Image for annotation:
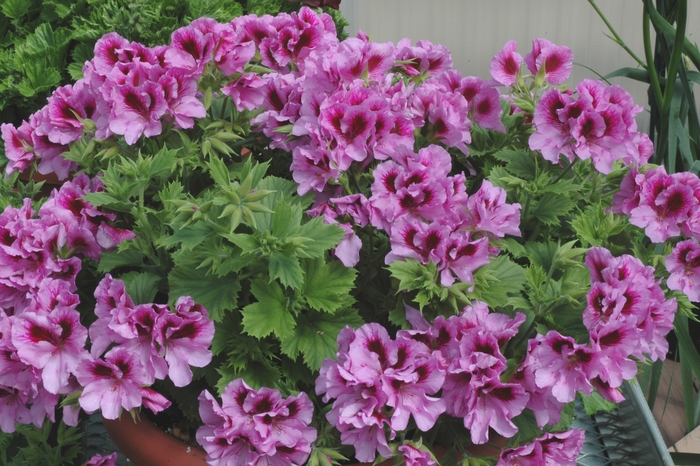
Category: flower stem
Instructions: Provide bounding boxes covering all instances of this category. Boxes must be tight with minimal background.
[660,0,687,119]
[588,0,648,68]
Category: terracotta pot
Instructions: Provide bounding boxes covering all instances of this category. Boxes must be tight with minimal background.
[102,414,207,466]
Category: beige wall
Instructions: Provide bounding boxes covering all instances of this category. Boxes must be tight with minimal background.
[340,0,700,132]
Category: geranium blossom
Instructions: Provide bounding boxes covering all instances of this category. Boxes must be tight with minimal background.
[666,239,700,301]
[490,40,522,86]
[76,347,154,420]
[198,379,316,466]
[524,38,574,84]
[11,307,88,394]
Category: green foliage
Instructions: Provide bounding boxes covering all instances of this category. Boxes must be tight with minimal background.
[0,0,349,150]
[0,421,83,466]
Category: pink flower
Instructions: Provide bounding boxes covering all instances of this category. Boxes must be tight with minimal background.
[86,453,118,466]
[629,172,696,242]
[398,443,436,466]
[154,296,214,387]
[0,387,32,433]
[528,88,574,163]
[525,38,574,84]
[530,331,598,403]
[165,25,216,76]
[92,32,130,76]
[76,347,150,419]
[464,180,522,238]
[159,69,206,129]
[2,122,35,176]
[471,86,506,132]
[11,307,88,394]
[490,40,522,86]
[109,81,167,145]
[666,239,700,302]
[41,80,98,145]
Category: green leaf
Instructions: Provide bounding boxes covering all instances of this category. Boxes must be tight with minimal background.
[186,0,244,23]
[603,67,650,83]
[169,266,240,322]
[271,200,299,238]
[472,255,527,308]
[67,62,84,80]
[148,145,179,180]
[17,63,61,97]
[579,390,618,416]
[525,240,558,270]
[540,178,580,194]
[532,193,575,225]
[280,308,364,371]
[293,217,345,258]
[1,0,30,20]
[225,233,260,253]
[388,258,427,292]
[121,271,161,305]
[206,156,230,186]
[82,192,133,212]
[241,279,296,340]
[268,251,304,290]
[501,150,537,180]
[496,237,527,258]
[302,258,357,313]
[253,176,309,231]
[97,249,145,273]
[159,222,214,250]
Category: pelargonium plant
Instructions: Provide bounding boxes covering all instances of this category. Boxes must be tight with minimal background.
[0,6,692,466]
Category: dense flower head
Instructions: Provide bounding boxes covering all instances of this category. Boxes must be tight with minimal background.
[530,80,650,174]
[317,305,530,457]
[578,248,677,395]
[197,379,316,466]
[529,79,649,174]
[0,176,132,315]
[613,166,700,242]
[316,322,446,462]
[87,276,214,387]
[1,121,36,176]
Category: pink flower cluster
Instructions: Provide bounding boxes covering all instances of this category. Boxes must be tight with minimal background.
[516,247,677,417]
[370,145,520,284]
[1,18,217,177]
[197,379,316,466]
[0,175,137,432]
[316,304,537,462]
[612,166,700,303]
[316,322,446,462]
[0,226,214,432]
[497,429,585,466]
[80,275,214,419]
[613,166,700,242]
[0,174,133,313]
[262,37,503,197]
[311,144,521,277]
[528,79,652,174]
